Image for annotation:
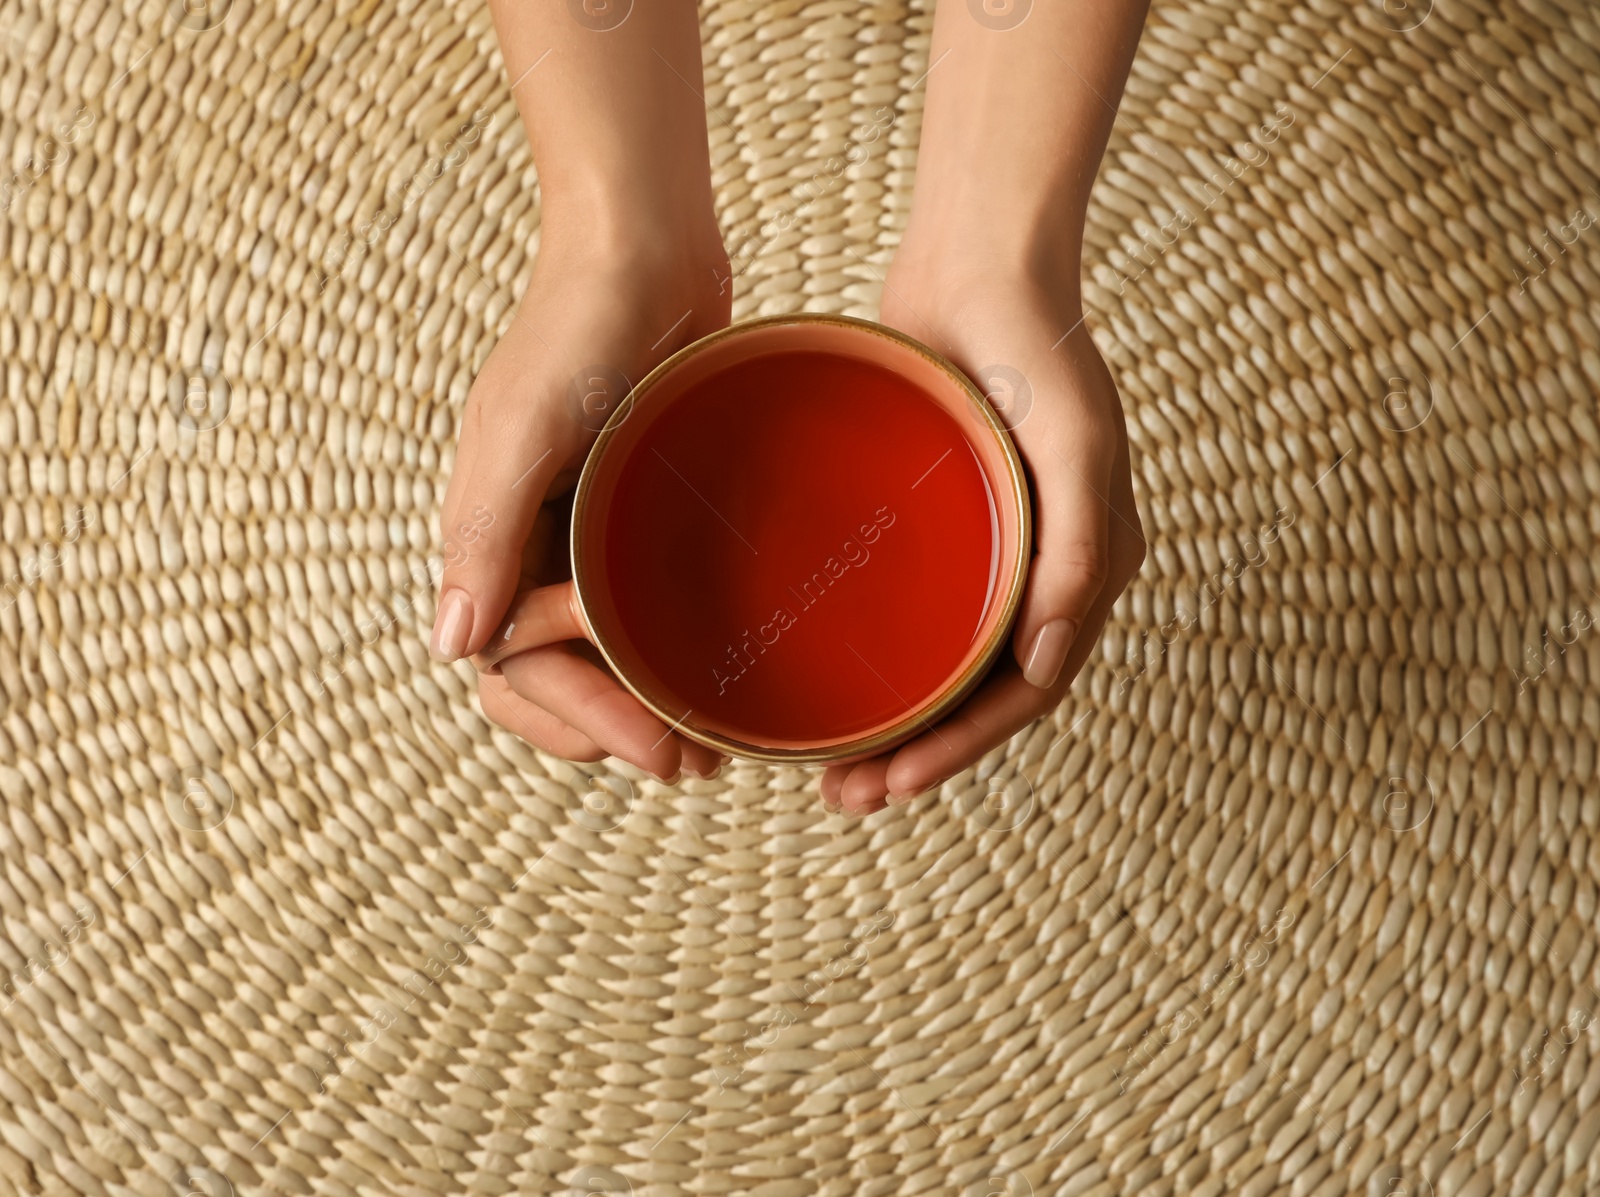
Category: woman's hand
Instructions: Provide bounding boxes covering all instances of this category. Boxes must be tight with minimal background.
[441,0,732,781]
[820,0,1151,814]
[434,236,732,781]
[820,257,1145,816]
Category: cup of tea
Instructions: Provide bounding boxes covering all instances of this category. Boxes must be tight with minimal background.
[488,313,1031,764]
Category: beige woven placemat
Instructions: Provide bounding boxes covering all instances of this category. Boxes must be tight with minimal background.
[3,0,1599,1193]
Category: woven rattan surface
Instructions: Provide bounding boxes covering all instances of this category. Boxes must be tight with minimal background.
[3,0,1600,1194]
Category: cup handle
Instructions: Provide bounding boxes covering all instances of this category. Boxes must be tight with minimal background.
[471,582,592,675]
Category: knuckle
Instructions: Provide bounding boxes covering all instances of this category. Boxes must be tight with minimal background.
[478,681,518,732]
[1122,533,1148,581]
[466,366,516,413]
[1056,539,1111,591]
[1044,406,1120,457]
[579,686,622,728]
[499,648,553,694]
[439,502,502,568]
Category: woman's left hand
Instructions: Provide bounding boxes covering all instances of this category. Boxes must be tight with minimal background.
[822,259,1146,815]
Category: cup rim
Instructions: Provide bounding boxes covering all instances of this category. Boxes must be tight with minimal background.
[569,312,1033,765]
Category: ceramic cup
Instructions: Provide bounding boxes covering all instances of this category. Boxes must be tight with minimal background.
[479,313,1031,764]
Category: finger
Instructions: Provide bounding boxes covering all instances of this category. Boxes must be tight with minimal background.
[679,739,728,780]
[840,758,893,816]
[1011,412,1118,690]
[885,557,1125,800]
[476,673,605,761]
[1109,434,1147,580]
[883,663,1050,801]
[888,446,1144,796]
[432,385,578,663]
[480,594,725,777]
[819,767,845,812]
[473,583,586,674]
[500,645,684,782]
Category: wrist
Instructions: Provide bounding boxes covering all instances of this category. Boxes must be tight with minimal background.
[536,184,730,301]
[542,170,724,252]
[890,211,1084,327]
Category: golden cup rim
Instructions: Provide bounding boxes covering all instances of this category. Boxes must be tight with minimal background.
[569,312,1034,766]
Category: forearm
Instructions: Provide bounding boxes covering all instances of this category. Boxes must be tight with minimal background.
[898,1,1149,298]
[489,0,724,261]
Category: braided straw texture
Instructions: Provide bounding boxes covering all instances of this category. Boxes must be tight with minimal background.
[3,0,1600,1193]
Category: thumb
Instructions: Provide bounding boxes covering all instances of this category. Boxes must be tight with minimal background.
[1012,420,1116,689]
[431,385,583,662]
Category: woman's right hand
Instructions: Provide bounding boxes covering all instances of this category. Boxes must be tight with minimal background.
[433,233,732,782]
[450,0,734,780]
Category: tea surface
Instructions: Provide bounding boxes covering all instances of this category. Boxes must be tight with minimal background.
[605,350,997,744]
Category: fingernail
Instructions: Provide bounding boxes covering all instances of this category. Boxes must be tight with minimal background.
[686,765,722,781]
[888,778,943,806]
[431,589,473,662]
[822,800,841,814]
[718,753,733,766]
[1023,618,1077,689]
[653,771,682,785]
